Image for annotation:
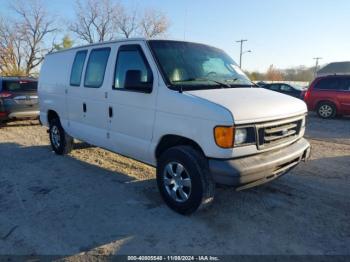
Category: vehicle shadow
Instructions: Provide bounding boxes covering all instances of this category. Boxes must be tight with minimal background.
[0,142,349,255]
[0,120,40,128]
[73,141,96,150]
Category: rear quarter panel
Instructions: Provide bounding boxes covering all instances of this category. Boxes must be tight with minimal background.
[39,51,74,127]
[309,89,341,112]
[308,78,333,110]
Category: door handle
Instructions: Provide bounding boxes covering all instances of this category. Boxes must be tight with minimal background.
[83,103,87,113]
[108,106,113,118]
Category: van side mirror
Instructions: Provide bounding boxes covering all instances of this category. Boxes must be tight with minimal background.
[124,70,152,93]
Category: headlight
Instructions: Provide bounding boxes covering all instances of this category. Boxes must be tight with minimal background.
[235,128,248,145]
[214,126,256,148]
[234,127,256,146]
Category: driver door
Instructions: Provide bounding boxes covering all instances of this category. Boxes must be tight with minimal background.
[106,42,158,164]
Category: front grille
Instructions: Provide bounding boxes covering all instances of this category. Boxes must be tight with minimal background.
[257,118,303,149]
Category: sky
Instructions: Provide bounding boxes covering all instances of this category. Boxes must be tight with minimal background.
[1,0,350,72]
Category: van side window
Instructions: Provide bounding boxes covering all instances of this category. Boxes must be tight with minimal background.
[113,45,153,91]
[70,50,87,86]
[84,48,111,88]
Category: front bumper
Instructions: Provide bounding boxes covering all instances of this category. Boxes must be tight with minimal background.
[209,138,310,189]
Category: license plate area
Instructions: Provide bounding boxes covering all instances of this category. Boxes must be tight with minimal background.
[13,96,38,106]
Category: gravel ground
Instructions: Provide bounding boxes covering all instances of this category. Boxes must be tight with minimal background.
[0,114,349,256]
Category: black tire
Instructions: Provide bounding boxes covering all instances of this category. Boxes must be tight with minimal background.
[49,118,73,155]
[317,102,336,119]
[0,120,6,126]
[156,145,215,215]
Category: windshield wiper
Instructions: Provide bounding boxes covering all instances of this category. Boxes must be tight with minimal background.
[225,78,258,87]
[224,78,239,83]
[172,78,231,89]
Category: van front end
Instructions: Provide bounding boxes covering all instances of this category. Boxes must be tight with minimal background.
[209,114,311,189]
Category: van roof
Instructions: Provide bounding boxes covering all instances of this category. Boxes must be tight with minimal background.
[46,38,217,56]
[47,37,148,56]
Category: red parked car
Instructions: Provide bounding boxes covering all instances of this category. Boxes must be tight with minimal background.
[303,75,350,119]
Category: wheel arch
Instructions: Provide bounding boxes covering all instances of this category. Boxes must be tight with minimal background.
[47,110,60,124]
[316,100,338,111]
[155,134,205,160]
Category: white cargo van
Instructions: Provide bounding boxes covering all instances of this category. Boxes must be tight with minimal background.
[39,39,310,214]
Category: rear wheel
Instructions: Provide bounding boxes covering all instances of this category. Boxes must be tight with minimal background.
[317,102,336,119]
[156,146,215,215]
[49,118,73,155]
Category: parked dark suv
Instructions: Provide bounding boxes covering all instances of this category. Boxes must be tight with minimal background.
[304,75,350,118]
[0,77,39,123]
[261,83,306,99]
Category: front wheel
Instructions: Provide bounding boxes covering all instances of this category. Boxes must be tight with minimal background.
[49,118,73,155]
[156,146,215,215]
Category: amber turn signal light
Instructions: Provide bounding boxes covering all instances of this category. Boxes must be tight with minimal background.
[214,126,235,148]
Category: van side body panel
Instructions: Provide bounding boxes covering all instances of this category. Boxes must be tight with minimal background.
[149,86,234,165]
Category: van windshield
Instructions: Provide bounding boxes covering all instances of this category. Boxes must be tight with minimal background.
[148,40,253,91]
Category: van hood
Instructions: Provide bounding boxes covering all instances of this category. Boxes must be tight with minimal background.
[186,88,307,124]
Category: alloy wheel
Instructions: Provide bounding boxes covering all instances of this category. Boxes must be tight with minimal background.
[51,125,61,149]
[163,162,192,203]
[319,104,333,118]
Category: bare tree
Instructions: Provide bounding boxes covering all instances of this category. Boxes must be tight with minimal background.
[115,7,138,38]
[0,18,24,75]
[70,0,119,43]
[13,0,57,75]
[70,0,170,42]
[0,0,57,76]
[139,9,170,38]
[115,7,170,39]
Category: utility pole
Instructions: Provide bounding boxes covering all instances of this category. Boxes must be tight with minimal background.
[313,57,322,77]
[236,39,248,68]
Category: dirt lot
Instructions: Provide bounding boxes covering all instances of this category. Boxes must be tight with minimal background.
[0,114,349,256]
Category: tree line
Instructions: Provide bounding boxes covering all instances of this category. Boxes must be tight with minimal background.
[0,0,170,76]
[246,65,315,82]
